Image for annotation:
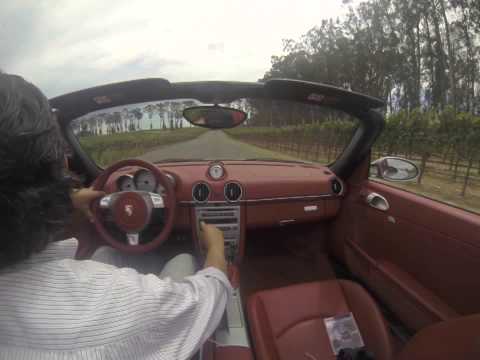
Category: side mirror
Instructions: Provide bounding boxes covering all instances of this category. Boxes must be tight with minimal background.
[370,157,419,182]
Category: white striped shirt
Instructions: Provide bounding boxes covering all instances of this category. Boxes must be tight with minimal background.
[0,239,231,359]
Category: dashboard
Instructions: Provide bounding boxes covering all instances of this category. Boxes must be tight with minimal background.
[104,160,344,262]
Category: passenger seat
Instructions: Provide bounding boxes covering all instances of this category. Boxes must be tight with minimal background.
[247,280,480,360]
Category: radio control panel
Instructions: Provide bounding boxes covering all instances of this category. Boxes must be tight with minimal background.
[195,206,241,261]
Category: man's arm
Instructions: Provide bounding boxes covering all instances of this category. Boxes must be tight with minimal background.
[61,194,230,357]
[61,259,230,359]
[200,221,227,274]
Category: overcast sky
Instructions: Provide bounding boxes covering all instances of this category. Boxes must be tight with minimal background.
[1,1,354,98]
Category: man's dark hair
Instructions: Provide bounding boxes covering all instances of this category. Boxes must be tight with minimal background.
[0,74,73,268]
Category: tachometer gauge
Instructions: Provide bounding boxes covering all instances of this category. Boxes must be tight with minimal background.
[134,169,157,192]
[117,175,135,191]
[208,164,224,180]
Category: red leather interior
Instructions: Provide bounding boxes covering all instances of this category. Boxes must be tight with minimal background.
[105,161,341,203]
[247,280,393,360]
[373,260,458,327]
[345,240,459,331]
[228,264,240,289]
[104,161,342,260]
[396,314,480,360]
[349,180,480,324]
[246,200,339,229]
[331,155,480,331]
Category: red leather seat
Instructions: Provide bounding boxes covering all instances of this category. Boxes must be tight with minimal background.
[247,280,394,360]
[396,314,480,360]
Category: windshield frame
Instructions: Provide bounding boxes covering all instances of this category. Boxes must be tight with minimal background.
[51,78,385,180]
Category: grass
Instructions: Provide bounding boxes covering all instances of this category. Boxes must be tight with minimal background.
[79,128,207,166]
[379,172,480,214]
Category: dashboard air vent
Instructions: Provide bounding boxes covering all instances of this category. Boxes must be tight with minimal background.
[224,182,243,202]
[331,179,343,195]
[192,182,210,202]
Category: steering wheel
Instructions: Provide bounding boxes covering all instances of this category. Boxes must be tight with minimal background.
[91,159,177,253]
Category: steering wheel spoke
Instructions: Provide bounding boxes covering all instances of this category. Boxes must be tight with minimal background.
[148,192,165,209]
[99,193,118,209]
[126,232,140,246]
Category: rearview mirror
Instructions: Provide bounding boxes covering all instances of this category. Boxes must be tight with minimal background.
[370,157,419,182]
[183,105,247,129]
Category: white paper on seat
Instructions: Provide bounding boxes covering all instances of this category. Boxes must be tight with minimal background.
[324,313,365,355]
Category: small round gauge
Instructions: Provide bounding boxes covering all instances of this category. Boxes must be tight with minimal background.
[208,164,224,180]
[117,175,135,191]
[134,169,157,192]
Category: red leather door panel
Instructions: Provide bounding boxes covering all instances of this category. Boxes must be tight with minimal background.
[334,179,480,332]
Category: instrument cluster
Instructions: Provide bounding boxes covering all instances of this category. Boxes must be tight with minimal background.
[116,169,175,196]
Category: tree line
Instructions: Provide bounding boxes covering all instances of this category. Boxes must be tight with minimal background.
[72,100,199,136]
[231,104,480,197]
[230,0,480,199]
[263,0,479,113]
[73,99,253,136]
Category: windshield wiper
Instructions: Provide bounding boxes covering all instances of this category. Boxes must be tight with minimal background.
[243,158,309,164]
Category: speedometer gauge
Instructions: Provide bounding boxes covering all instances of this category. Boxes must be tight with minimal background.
[134,169,157,192]
[208,164,224,180]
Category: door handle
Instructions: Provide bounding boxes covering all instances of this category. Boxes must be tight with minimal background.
[365,192,390,211]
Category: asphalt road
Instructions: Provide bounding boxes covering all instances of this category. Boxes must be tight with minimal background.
[139,130,300,162]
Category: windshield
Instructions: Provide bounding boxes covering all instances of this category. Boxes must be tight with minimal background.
[71,99,357,167]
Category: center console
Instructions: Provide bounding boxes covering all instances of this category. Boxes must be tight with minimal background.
[195,205,241,262]
[200,264,252,360]
[193,205,252,360]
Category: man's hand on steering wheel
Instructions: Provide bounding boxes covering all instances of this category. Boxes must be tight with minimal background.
[71,187,105,222]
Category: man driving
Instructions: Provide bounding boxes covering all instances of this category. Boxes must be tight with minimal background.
[0,73,231,359]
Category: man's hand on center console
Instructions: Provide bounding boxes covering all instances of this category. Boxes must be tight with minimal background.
[200,221,227,275]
